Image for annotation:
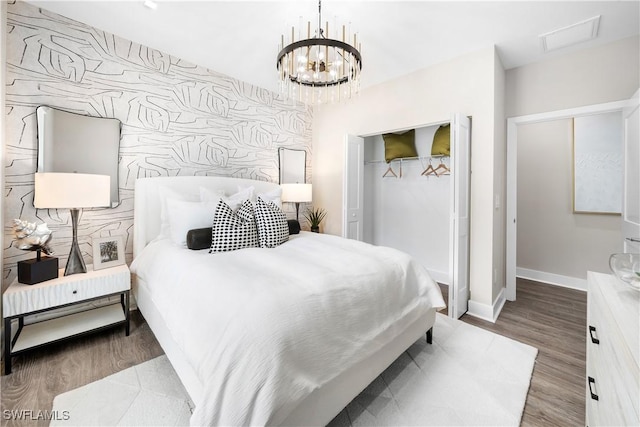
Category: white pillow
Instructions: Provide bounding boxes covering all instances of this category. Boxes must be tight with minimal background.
[199,187,226,204]
[200,186,254,211]
[257,188,283,209]
[238,185,282,209]
[159,186,199,239]
[166,199,215,246]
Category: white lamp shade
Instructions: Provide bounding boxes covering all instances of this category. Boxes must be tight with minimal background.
[34,172,111,209]
[281,183,312,203]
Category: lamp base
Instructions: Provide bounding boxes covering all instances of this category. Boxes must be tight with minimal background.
[64,208,87,276]
[18,256,59,285]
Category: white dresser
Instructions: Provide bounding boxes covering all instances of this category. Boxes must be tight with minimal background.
[586,271,640,426]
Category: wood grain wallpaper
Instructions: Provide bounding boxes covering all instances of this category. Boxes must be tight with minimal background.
[3,1,312,289]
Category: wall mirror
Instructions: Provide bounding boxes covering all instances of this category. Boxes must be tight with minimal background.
[278,147,306,184]
[573,111,623,214]
[36,106,121,207]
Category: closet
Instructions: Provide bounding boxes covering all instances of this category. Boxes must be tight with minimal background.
[344,114,470,318]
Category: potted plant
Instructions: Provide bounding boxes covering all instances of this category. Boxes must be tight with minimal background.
[304,207,327,233]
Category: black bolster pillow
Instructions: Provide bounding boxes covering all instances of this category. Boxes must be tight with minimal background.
[187,220,301,250]
[287,219,300,235]
[186,228,212,250]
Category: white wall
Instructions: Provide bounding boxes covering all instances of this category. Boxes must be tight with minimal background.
[507,36,639,286]
[517,119,622,281]
[313,47,505,310]
[363,125,450,283]
[506,36,640,117]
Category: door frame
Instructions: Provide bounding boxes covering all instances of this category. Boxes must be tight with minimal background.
[506,99,630,301]
[343,114,471,318]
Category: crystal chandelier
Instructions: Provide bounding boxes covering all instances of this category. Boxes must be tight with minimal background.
[276,0,362,104]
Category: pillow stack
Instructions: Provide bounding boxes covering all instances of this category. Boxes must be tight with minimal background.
[159,184,290,253]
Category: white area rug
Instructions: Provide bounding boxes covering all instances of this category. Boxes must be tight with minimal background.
[51,314,537,426]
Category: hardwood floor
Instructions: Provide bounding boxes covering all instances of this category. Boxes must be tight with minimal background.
[1,311,164,427]
[1,279,586,426]
[457,279,587,427]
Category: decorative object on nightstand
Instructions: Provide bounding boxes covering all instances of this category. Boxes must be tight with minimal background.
[304,207,327,233]
[12,219,58,285]
[93,235,126,270]
[281,183,312,221]
[609,253,640,290]
[34,172,110,276]
[2,263,131,375]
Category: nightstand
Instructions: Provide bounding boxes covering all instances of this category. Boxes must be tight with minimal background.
[2,264,130,375]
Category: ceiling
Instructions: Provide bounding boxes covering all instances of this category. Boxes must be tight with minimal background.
[26,1,640,93]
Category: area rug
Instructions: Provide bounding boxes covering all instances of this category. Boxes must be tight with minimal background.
[51,314,537,426]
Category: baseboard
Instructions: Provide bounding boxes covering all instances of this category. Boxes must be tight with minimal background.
[467,287,506,323]
[428,269,449,285]
[516,267,587,291]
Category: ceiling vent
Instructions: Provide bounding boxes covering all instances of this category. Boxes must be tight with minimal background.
[540,15,600,53]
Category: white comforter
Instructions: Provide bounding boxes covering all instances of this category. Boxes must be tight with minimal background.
[131,232,445,426]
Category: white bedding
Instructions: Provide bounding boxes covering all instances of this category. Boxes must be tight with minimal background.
[131,231,445,426]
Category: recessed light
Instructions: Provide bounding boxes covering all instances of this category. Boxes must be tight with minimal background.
[144,0,158,10]
[539,15,600,53]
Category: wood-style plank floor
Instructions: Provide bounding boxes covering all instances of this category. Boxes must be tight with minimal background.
[1,278,586,426]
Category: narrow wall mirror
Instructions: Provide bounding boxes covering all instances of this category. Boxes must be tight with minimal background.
[36,106,121,207]
[573,112,623,214]
[278,147,306,184]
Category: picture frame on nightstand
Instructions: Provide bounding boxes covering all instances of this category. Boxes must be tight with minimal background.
[92,236,125,270]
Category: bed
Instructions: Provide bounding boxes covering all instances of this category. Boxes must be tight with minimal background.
[131,176,446,426]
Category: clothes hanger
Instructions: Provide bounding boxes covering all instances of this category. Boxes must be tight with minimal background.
[383,163,398,178]
[421,158,437,176]
[434,157,450,176]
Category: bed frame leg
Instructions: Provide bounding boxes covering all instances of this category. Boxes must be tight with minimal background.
[426,327,433,344]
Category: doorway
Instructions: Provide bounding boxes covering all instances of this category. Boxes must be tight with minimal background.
[506,95,638,300]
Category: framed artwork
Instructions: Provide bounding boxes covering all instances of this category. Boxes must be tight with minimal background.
[92,236,125,270]
[573,112,623,214]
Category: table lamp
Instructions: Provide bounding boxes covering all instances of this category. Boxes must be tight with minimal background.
[281,183,312,221]
[34,172,111,276]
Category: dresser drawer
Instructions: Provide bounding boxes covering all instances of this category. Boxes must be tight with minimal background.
[586,272,640,426]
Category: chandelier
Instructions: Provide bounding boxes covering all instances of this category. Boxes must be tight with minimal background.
[276,0,362,104]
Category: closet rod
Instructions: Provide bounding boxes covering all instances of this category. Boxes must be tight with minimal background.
[364,155,449,165]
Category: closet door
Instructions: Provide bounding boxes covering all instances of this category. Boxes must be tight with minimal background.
[450,114,471,319]
[343,134,364,240]
[622,89,640,252]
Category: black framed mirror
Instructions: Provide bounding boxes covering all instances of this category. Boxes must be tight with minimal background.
[36,106,121,207]
[278,147,306,184]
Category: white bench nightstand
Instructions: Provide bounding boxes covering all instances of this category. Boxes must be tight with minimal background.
[2,264,131,375]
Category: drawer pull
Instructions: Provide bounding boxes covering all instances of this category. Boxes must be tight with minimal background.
[588,376,599,401]
[72,290,77,295]
[588,326,599,344]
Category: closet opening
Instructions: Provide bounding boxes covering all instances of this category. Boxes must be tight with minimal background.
[343,114,471,318]
[363,124,451,285]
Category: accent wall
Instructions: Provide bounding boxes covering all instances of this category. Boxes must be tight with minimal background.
[2,1,312,290]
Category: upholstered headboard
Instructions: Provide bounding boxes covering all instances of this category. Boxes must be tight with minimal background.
[133,176,280,258]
